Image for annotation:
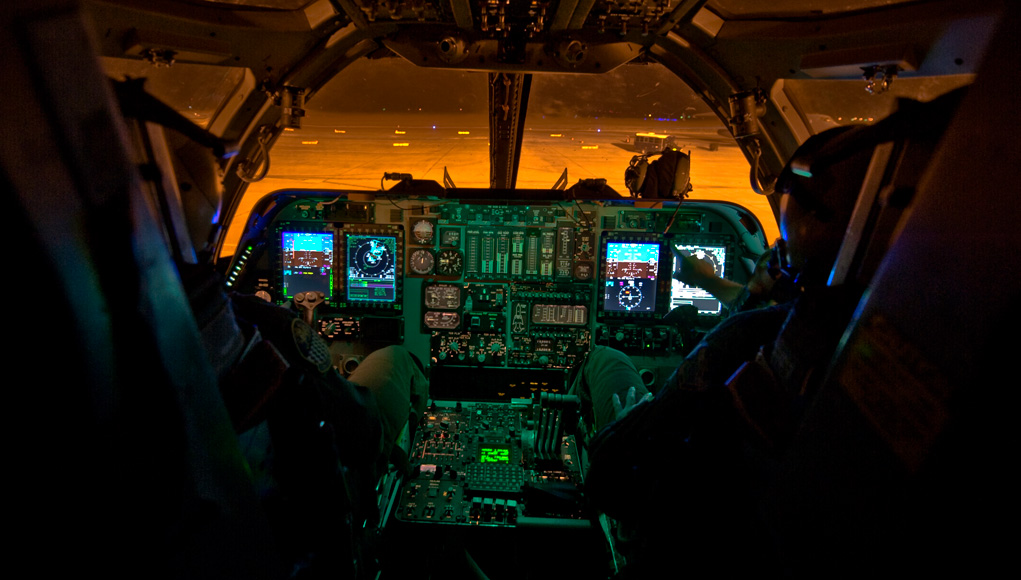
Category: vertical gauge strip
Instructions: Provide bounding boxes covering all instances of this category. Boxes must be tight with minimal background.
[466,230,480,274]
[526,233,539,275]
[511,233,525,276]
[481,235,494,274]
[496,236,510,274]
[555,226,574,279]
[540,231,555,277]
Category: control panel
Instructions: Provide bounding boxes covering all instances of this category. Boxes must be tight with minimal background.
[224,189,765,534]
[396,398,584,527]
[226,191,761,397]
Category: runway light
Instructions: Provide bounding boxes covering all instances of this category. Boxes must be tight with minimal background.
[301,140,319,145]
[550,133,563,137]
[394,129,406,135]
[581,145,599,150]
[393,142,410,147]
[458,130,470,135]
[334,129,346,133]
[283,127,295,132]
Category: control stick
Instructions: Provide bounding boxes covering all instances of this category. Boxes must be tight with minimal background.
[293,291,325,327]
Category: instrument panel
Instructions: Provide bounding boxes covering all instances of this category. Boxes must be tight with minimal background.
[224,189,766,540]
[226,191,765,398]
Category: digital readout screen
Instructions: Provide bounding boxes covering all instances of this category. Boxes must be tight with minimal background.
[602,241,659,313]
[281,231,334,299]
[479,445,510,463]
[671,244,727,315]
[346,234,398,302]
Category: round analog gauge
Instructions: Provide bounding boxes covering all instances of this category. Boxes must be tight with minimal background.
[618,284,643,310]
[411,219,435,245]
[409,249,435,275]
[573,262,593,280]
[436,249,464,277]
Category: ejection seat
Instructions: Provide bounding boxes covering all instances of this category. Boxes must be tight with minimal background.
[1,2,286,578]
[753,4,1019,576]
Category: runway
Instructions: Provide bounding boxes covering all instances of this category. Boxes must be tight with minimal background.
[223,114,778,256]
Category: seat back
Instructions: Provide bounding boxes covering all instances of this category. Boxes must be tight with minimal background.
[1,3,282,578]
[758,4,1018,575]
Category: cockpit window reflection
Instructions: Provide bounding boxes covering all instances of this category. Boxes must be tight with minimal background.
[100,57,245,132]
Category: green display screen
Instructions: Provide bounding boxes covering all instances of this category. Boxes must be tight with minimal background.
[479,446,510,463]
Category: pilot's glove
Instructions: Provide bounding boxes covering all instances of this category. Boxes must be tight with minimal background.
[612,386,654,422]
[671,244,717,287]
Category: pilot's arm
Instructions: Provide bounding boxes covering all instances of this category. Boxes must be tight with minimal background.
[671,244,748,306]
[671,243,782,310]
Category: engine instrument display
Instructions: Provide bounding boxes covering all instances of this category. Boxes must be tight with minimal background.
[424,284,461,309]
[281,231,334,299]
[346,234,398,302]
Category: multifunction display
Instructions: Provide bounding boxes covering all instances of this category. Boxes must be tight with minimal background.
[602,241,660,313]
[281,231,334,299]
[346,234,398,302]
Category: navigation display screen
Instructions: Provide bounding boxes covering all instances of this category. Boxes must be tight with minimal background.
[281,231,334,299]
[602,241,660,313]
[346,234,398,302]
[671,244,727,315]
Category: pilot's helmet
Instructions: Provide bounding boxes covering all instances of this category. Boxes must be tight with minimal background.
[774,125,873,228]
[167,128,224,255]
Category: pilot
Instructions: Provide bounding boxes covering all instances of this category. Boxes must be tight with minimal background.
[574,89,968,575]
[168,128,427,576]
[166,128,429,457]
[571,124,869,434]
[564,124,875,574]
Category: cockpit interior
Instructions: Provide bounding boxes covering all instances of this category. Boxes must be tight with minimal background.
[3,0,1017,578]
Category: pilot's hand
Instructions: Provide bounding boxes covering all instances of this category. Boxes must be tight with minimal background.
[613,386,653,422]
[748,239,788,298]
[671,245,717,288]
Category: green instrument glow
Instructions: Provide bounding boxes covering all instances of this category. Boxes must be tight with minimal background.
[480,446,510,463]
